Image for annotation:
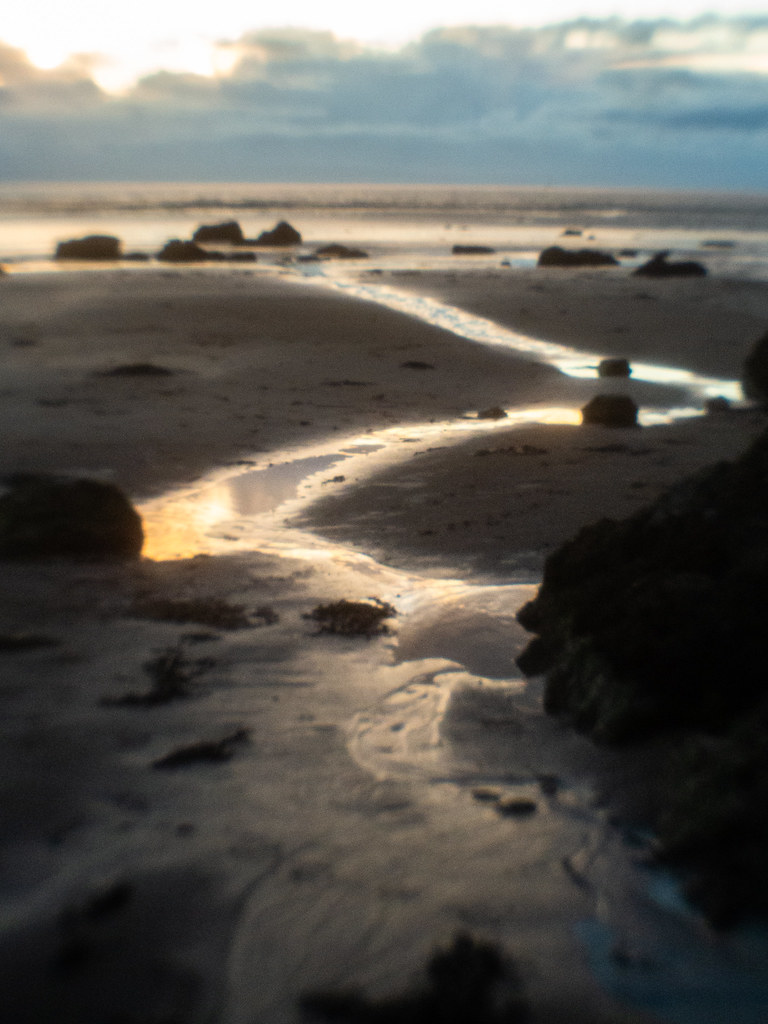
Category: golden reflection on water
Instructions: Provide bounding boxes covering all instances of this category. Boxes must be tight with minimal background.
[139,407,585,562]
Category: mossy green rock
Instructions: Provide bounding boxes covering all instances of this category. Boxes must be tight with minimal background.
[0,476,143,559]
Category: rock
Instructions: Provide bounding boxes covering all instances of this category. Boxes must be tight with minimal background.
[55,235,122,260]
[156,239,218,263]
[633,251,707,277]
[598,358,631,378]
[313,244,368,259]
[561,228,583,236]
[581,394,638,427]
[478,406,507,420]
[742,330,768,404]
[537,246,619,268]
[192,220,245,245]
[0,475,143,559]
[452,245,496,255]
[515,427,768,922]
[254,221,302,246]
[704,396,731,414]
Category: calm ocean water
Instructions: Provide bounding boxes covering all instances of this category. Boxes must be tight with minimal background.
[2,182,768,276]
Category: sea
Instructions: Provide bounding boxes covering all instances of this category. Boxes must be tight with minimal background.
[2,181,768,277]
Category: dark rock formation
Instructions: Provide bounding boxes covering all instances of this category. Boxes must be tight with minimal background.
[537,246,619,268]
[633,251,707,277]
[192,220,245,245]
[478,406,508,420]
[597,358,631,378]
[0,475,143,559]
[156,239,211,263]
[515,428,768,922]
[314,244,369,259]
[581,394,638,427]
[55,235,122,260]
[742,330,768,404]
[255,221,302,246]
[452,245,496,255]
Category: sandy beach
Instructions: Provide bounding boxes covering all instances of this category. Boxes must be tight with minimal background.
[2,262,768,1024]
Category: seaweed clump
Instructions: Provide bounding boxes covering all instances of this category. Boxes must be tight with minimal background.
[300,932,528,1024]
[305,599,397,637]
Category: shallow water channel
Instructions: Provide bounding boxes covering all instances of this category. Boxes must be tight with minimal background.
[138,280,768,1024]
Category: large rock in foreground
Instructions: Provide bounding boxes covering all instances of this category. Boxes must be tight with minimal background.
[0,476,143,559]
[517,429,768,741]
[516,428,768,923]
[55,235,122,260]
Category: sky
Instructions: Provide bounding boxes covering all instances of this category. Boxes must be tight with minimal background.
[1,2,767,188]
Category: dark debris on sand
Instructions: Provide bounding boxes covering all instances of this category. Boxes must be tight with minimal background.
[300,932,529,1024]
[304,599,397,637]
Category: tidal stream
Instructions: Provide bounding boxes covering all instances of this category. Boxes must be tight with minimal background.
[138,276,768,1024]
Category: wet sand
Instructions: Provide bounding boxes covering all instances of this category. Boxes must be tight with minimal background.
[2,264,768,1024]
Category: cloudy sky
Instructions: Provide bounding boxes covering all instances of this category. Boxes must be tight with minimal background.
[1,2,767,188]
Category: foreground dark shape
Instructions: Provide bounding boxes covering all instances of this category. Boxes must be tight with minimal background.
[516,427,768,923]
[537,246,619,268]
[300,932,529,1024]
[633,251,707,277]
[0,475,143,559]
[55,235,122,260]
[581,394,638,427]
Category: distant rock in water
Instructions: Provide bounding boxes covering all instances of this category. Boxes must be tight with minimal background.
[537,246,618,268]
[255,221,302,246]
[313,244,369,259]
[55,235,122,260]
[581,394,638,427]
[192,220,245,245]
[156,239,212,263]
[598,358,631,378]
[633,251,707,277]
[478,406,507,420]
[0,475,143,559]
[452,245,496,255]
[742,330,768,404]
[515,427,768,923]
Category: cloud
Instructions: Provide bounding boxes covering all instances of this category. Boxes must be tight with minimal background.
[1,19,768,187]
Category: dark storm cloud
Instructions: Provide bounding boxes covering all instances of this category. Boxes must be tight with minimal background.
[2,18,767,186]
